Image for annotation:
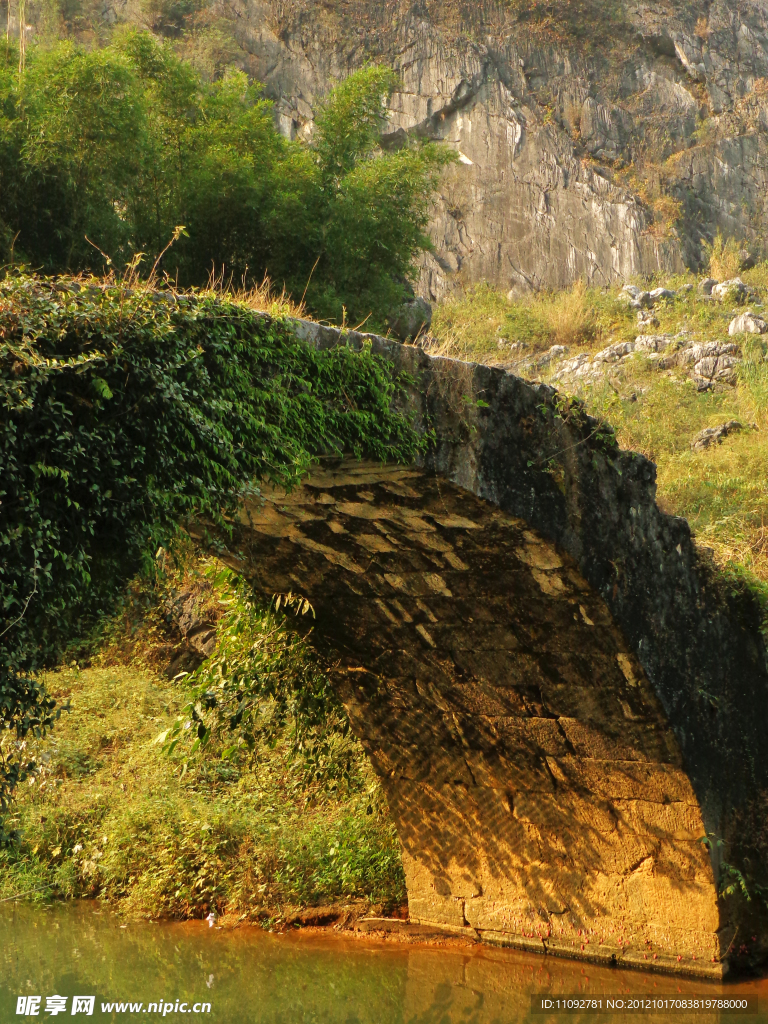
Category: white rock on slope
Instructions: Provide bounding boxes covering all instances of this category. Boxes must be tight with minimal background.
[712,278,748,303]
[729,311,767,335]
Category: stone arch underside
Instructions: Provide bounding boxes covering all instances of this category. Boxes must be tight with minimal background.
[234,463,720,975]
[227,320,768,978]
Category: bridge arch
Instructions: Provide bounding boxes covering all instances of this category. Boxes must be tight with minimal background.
[232,321,768,977]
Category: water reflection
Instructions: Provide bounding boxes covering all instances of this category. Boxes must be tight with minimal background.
[0,902,765,1023]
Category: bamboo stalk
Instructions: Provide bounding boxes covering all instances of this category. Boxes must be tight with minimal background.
[18,0,25,75]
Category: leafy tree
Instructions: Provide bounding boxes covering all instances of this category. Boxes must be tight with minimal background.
[0,37,451,329]
[16,43,145,268]
[291,65,453,325]
[313,65,398,187]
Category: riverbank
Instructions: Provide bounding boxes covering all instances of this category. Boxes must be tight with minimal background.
[0,658,405,922]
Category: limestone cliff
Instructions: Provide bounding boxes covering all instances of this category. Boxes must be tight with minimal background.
[219,0,768,297]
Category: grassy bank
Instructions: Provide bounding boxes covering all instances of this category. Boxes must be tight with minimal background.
[429,267,768,592]
[0,598,406,921]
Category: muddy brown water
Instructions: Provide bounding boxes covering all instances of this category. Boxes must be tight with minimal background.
[1,902,766,1023]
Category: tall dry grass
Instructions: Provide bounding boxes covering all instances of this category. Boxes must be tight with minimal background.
[428,279,610,363]
[706,231,746,281]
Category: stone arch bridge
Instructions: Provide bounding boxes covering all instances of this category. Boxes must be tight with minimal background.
[229,320,768,978]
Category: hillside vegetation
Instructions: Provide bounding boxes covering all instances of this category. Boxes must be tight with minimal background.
[430,255,768,598]
[0,552,405,920]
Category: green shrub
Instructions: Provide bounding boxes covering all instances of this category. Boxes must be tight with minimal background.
[162,564,357,786]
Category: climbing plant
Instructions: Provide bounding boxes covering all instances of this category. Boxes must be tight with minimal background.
[0,273,423,818]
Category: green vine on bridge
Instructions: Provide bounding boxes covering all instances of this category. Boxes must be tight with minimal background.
[0,273,423,821]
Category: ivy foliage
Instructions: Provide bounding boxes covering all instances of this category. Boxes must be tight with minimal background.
[0,273,423,813]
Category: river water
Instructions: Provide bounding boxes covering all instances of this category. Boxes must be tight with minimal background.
[1,902,766,1024]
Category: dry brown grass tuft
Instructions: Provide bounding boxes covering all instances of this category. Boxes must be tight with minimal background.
[427,279,608,365]
[542,279,595,347]
[204,267,311,320]
[706,231,746,281]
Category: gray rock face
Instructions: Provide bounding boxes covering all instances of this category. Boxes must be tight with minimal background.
[691,420,744,451]
[387,296,432,342]
[204,0,768,296]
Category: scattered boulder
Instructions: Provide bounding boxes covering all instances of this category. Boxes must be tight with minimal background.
[691,421,744,452]
[693,354,740,385]
[681,342,741,387]
[729,311,767,335]
[537,344,568,366]
[621,285,653,309]
[634,334,677,353]
[549,333,741,389]
[675,340,740,366]
[712,278,748,304]
[636,308,659,327]
[515,344,568,374]
[388,296,432,341]
[698,278,717,296]
[594,341,636,363]
[621,284,642,300]
[551,352,596,381]
[621,282,692,312]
